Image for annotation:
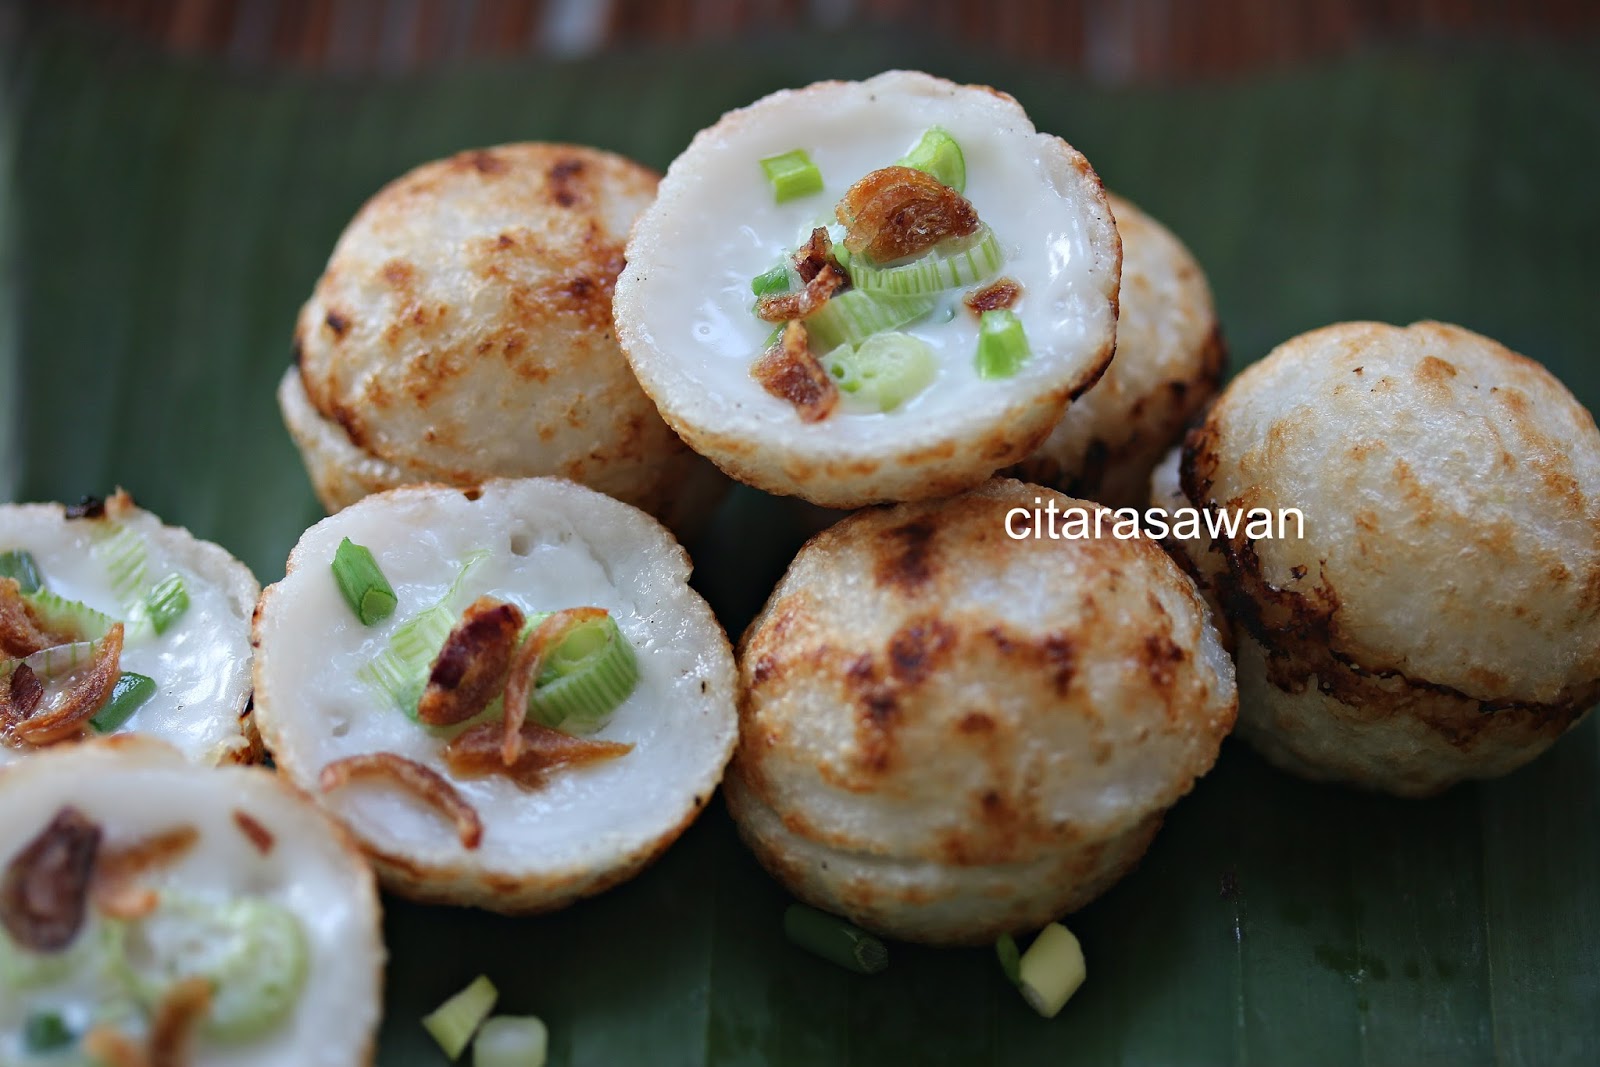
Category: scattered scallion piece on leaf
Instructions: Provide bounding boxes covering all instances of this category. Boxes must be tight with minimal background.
[783,904,888,975]
[333,538,397,626]
[528,612,639,735]
[1015,922,1086,1018]
[896,125,967,192]
[144,573,190,635]
[424,975,499,1060]
[473,1016,549,1067]
[975,308,1031,379]
[23,1011,74,1053]
[760,148,824,203]
[824,332,938,412]
[91,671,157,733]
[0,549,43,594]
[751,264,792,297]
[995,932,1022,986]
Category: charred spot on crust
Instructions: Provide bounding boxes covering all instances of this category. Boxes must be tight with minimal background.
[464,149,509,175]
[887,617,956,685]
[323,309,351,338]
[873,519,938,592]
[1141,632,1187,690]
[548,157,587,208]
[1,807,102,953]
[958,711,996,734]
[380,259,416,290]
[844,653,900,774]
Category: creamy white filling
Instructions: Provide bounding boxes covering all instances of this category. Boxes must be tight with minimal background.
[0,509,253,766]
[645,80,1104,424]
[0,750,379,1067]
[257,483,734,877]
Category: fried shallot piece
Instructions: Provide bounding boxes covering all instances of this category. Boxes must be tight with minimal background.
[0,576,78,658]
[417,596,526,727]
[444,720,633,791]
[148,976,213,1067]
[837,165,979,263]
[755,262,847,323]
[751,320,838,423]
[91,825,200,920]
[320,752,484,849]
[500,606,610,764]
[965,277,1022,314]
[9,623,125,746]
[1,663,44,730]
[1,805,102,952]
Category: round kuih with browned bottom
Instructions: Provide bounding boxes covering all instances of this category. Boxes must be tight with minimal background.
[1172,321,1600,795]
[282,142,725,534]
[725,479,1236,945]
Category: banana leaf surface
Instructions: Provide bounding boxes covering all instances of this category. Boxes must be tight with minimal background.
[4,14,1600,1066]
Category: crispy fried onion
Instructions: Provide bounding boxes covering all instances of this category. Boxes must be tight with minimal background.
[85,975,214,1067]
[751,320,838,423]
[0,576,79,658]
[1,805,102,953]
[964,277,1022,314]
[793,225,835,283]
[417,596,526,727]
[755,261,848,323]
[232,810,275,855]
[445,720,633,791]
[92,826,200,920]
[837,165,979,263]
[320,752,484,850]
[7,623,125,747]
[2,663,44,727]
[500,606,609,765]
[82,1027,149,1067]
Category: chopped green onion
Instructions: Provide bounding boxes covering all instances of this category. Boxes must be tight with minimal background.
[473,1016,549,1067]
[23,1011,74,1052]
[359,552,488,718]
[112,893,310,1040]
[91,671,157,733]
[751,264,792,297]
[995,933,1022,986]
[823,332,937,412]
[759,148,824,203]
[896,125,967,192]
[783,904,888,975]
[423,975,499,1060]
[847,225,1003,295]
[527,613,639,735]
[19,589,116,642]
[4,639,98,681]
[1015,922,1086,1018]
[0,549,44,593]
[91,524,149,613]
[804,290,936,351]
[333,538,397,626]
[975,308,1031,379]
[143,573,189,635]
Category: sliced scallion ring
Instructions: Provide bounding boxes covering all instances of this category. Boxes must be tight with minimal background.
[975,308,1032,379]
[783,904,888,975]
[759,148,824,203]
[896,125,967,192]
[91,671,157,733]
[824,332,937,413]
[0,549,43,594]
[751,264,792,297]
[1015,922,1086,1018]
[20,588,117,642]
[111,893,311,1041]
[91,525,150,614]
[359,551,488,718]
[144,573,190,635]
[847,225,1003,296]
[332,538,397,626]
[803,290,936,351]
[527,612,639,735]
